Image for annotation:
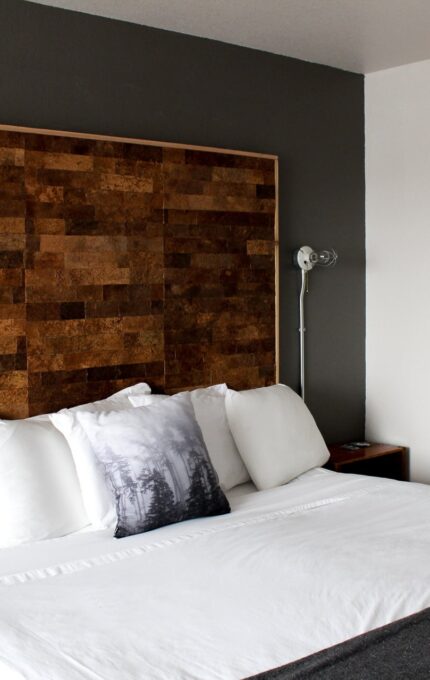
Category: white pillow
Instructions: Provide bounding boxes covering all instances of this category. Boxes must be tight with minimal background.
[129,394,168,405]
[0,419,88,548]
[130,385,250,490]
[128,383,226,408]
[51,382,152,529]
[225,384,329,490]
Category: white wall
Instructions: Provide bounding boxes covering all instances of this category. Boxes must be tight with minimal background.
[366,59,430,483]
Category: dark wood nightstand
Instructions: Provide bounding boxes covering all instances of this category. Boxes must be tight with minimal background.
[325,443,409,481]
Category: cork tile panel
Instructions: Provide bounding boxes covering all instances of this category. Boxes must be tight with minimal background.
[0,131,27,418]
[163,148,276,394]
[0,128,276,416]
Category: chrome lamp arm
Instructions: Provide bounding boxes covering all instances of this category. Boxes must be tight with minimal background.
[293,246,338,402]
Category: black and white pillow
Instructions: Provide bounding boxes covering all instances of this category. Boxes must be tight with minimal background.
[59,393,230,537]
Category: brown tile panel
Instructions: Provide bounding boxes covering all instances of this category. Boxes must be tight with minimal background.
[0,131,28,417]
[0,130,276,417]
[163,147,276,394]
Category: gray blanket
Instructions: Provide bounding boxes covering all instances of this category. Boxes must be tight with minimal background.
[245,607,430,679]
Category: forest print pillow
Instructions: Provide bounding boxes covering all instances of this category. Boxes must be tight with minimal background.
[69,393,230,537]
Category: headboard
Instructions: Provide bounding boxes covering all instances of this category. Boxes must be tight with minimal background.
[0,125,278,418]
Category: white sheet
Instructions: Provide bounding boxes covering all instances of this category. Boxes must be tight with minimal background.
[0,468,429,679]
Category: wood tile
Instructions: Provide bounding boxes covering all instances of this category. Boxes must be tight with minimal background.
[39,152,94,172]
[99,173,153,193]
[0,218,26,233]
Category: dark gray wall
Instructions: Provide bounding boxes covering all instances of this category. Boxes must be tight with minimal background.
[0,0,365,442]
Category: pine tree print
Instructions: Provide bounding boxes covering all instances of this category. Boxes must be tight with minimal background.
[94,394,231,539]
[145,470,177,530]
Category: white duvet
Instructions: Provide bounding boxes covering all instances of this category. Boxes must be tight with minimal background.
[0,468,430,680]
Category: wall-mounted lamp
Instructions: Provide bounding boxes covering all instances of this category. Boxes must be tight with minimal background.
[293,246,338,402]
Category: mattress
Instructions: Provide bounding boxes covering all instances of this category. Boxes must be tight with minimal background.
[0,468,429,679]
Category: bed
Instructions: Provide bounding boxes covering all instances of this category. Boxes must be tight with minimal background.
[1,125,429,679]
[1,467,429,679]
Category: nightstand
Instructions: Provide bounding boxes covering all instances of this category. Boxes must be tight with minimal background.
[325,443,409,481]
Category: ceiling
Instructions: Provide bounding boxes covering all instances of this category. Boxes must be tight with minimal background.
[28,0,430,74]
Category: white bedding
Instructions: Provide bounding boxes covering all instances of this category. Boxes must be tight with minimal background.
[0,468,429,679]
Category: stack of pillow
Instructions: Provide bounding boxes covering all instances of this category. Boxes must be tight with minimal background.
[0,383,329,548]
[0,383,153,548]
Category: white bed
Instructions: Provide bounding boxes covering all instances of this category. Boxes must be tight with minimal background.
[1,467,429,680]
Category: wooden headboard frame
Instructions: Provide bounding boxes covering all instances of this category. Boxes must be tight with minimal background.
[0,124,279,418]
